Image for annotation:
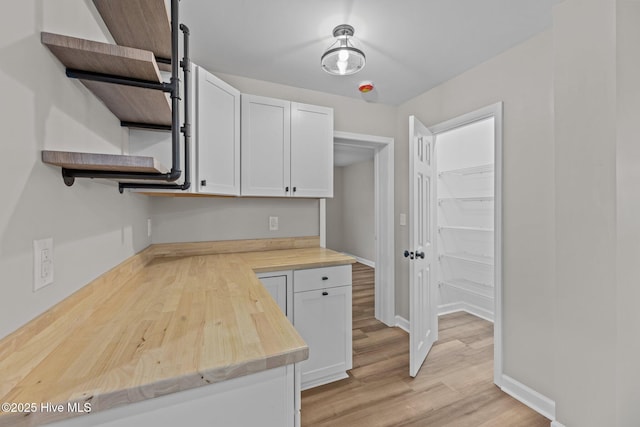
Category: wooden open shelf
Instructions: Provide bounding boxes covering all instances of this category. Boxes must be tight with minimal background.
[41,32,172,126]
[93,0,172,61]
[39,0,184,189]
[42,150,169,174]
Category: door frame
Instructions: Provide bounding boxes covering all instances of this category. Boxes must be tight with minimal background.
[319,131,395,326]
[429,102,504,386]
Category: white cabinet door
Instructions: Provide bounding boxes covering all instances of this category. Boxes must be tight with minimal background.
[293,285,351,390]
[129,64,240,196]
[196,67,240,195]
[240,95,333,198]
[258,273,293,322]
[290,103,333,198]
[241,94,291,197]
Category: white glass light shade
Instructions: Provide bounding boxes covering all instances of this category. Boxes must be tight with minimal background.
[321,25,366,76]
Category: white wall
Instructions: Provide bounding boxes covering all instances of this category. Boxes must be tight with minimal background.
[326,167,344,252]
[326,160,376,262]
[151,198,319,243]
[396,30,556,400]
[0,1,152,339]
[342,160,376,262]
[616,2,640,424]
[436,118,494,173]
[553,1,616,425]
[554,1,640,425]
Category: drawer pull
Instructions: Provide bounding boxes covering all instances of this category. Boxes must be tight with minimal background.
[322,291,329,296]
[322,276,329,281]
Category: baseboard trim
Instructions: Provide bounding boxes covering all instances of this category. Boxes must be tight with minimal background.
[301,371,349,391]
[342,253,375,268]
[438,302,494,323]
[500,374,556,421]
[394,315,409,333]
[550,422,566,427]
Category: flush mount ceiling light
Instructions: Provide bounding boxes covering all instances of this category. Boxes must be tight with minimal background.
[321,24,366,76]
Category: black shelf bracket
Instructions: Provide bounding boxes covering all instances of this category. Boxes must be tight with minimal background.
[60,0,191,193]
[155,57,171,66]
[65,69,172,92]
[120,122,172,132]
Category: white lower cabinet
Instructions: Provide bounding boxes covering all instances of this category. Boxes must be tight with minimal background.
[46,366,298,427]
[257,271,293,322]
[259,265,353,391]
[293,265,352,390]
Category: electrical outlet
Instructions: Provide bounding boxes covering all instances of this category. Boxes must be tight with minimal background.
[400,213,407,226]
[33,238,54,291]
[269,216,279,231]
[147,218,152,238]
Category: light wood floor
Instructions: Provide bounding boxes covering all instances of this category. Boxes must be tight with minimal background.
[301,263,549,427]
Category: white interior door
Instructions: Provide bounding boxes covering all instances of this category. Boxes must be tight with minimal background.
[408,116,438,377]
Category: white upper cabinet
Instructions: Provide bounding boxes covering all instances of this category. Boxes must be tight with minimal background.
[290,102,334,198]
[241,95,291,197]
[241,94,333,198]
[196,67,241,195]
[129,64,240,196]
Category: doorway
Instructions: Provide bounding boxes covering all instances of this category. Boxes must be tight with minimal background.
[409,103,503,384]
[435,117,496,322]
[320,131,395,326]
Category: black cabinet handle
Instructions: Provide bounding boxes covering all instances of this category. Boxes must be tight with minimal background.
[322,291,329,296]
[404,250,414,260]
[322,276,328,281]
[415,251,425,259]
[285,186,289,193]
[200,180,207,186]
[293,186,297,192]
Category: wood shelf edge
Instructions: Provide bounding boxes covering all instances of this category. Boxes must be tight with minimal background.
[41,32,163,82]
[42,150,170,174]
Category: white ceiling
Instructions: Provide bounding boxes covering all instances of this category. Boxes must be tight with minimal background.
[334,144,375,167]
[181,1,559,105]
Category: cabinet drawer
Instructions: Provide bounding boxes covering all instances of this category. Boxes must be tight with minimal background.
[294,265,351,293]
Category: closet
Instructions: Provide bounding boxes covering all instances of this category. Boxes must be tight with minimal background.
[436,117,495,321]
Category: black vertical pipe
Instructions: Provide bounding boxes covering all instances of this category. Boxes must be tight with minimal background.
[180,23,191,190]
[117,22,192,192]
[168,0,181,181]
[61,0,191,191]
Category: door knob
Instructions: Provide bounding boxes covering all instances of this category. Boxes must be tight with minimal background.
[415,251,425,259]
[404,250,414,260]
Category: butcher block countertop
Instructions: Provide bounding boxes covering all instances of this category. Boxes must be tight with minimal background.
[0,237,354,427]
